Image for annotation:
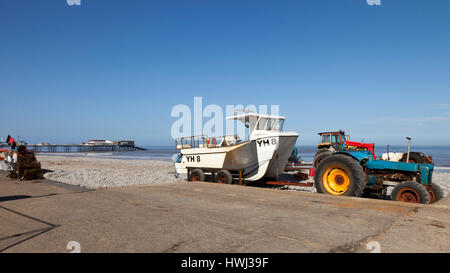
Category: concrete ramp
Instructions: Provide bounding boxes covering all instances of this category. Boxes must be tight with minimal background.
[0,172,448,253]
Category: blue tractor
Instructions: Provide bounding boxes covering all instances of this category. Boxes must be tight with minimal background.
[314,149,444,204]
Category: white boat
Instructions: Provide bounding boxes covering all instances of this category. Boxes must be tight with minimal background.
[173,113,298,182]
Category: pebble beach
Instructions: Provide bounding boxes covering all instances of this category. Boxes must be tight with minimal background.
[36,155,449,198]
[37,155,184,189]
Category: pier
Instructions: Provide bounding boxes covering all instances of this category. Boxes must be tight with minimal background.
[26,144,147,153]
[1,139,147,153]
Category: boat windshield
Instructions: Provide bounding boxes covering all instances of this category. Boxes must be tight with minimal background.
[256,118,284,131]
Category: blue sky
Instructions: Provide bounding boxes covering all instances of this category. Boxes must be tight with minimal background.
[1,0,449,146]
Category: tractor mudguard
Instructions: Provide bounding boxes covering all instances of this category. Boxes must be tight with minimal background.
[334,150,373,162]
[335,150,434,185]
[364,161,433,185]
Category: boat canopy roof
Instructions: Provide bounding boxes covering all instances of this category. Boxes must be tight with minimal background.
[226,113,286,122]
[226,113,286,134]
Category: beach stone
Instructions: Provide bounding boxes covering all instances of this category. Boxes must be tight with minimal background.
[37,155,184,189]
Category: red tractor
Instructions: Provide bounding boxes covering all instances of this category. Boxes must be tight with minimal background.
[313,130,375,168]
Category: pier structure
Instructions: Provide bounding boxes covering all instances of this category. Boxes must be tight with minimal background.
[0,139,149,153]
[26,144,146,153]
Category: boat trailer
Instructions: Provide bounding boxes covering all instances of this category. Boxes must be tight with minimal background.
[186,163,315,188]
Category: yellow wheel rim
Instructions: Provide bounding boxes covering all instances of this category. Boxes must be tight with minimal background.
[322,167,351,195]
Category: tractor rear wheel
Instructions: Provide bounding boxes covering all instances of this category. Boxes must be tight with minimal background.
[216,170,233,184]
[190,169,205,182]
[400,152,432,164]
[313,149,333,168]
[314,154,366,197]
[391,181,430,204]
[427,184,444,204]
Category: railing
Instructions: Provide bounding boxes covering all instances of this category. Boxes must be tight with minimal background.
[175,135,207,149]
[175,135,241,149]
[25,144,146,153]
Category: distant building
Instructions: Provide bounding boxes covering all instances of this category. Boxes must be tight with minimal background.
[38,142,52,146]
[115,140,135,146]
[78,139,135,146]
[86,140,114,145]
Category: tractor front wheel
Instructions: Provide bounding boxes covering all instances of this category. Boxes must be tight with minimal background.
[313,150,333,169]
[314,154,366,197]
[391,181,430,204]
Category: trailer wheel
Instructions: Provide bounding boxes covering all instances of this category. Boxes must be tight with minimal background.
[314,154,366,196]
[190,169,205,182]
[313,150,333,168]
[216,170,233,184]
[391,181,430,204]
[427,184,444,204]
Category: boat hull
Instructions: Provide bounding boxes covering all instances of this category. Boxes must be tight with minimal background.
[265,134,299,179]
[175,133,298,181]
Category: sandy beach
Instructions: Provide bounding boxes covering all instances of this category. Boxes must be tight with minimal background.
[35,155,450,198]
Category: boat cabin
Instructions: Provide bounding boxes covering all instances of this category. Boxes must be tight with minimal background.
[175,113,286,149]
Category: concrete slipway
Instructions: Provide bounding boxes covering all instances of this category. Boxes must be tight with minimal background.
[0,171,449,253]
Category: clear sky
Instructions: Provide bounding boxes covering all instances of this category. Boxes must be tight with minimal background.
[1,0,449,146]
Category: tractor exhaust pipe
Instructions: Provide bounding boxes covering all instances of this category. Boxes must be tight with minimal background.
[406,137,412,163]
[387,144,390,161]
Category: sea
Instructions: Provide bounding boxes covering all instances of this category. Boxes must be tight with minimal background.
[38,145,450,173]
